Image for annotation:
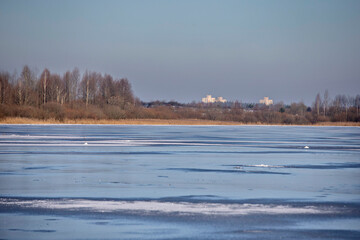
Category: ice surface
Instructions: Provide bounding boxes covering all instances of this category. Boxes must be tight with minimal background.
[1,125,359,239]
[0,198,334,215]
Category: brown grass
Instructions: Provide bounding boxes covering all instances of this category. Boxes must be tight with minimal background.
[0,117,245,125]
[0,117,359,126]
[313,121,360,126]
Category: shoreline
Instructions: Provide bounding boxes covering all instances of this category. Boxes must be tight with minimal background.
[0,117,359,126]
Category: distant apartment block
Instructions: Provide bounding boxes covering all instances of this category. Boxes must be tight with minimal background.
[259,97,273,106]
[202,95,215,103]
[202,95,227,103]
[216,96,227,103]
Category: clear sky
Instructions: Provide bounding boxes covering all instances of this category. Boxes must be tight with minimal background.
[0,0,359,104]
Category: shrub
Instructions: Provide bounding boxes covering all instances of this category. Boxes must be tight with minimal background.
[103,105,126,119]
[42,102,65,121]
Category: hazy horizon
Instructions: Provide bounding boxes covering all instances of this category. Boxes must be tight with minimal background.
[1,0,359,105]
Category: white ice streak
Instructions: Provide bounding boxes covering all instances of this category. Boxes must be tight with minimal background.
[0,135,216,146]
[0,199,333,215]
[251,164,284,168]
[0,135,311,144]
[2,135,356,150]
[0,134,81,139]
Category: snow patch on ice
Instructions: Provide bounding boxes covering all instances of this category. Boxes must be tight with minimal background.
[0,198,334,216]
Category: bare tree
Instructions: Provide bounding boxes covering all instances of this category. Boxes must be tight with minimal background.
[39,69,50,104]
[355,94,360,117]
[0,72,11,104]
[289,102,307,116]
[99,74,114,103]
[333,94,350,121]
[70,68,80,102]
[80,71,98,106]
[323,90,329,116]
[20,65,36,105]
[12,74,21,105]
[340,95,349,121]
[14,67,30,105]
[80,71,89,106]
[46,74,63,103]
[314,93,321,115]
[118,78,134,106]
[63,71,71,103]
[333,94,342,116]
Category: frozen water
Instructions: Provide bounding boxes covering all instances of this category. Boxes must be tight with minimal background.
[0,124,359,239]
[1,198,335,215]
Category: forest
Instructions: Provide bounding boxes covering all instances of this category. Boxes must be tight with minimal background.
[0,66,359,125]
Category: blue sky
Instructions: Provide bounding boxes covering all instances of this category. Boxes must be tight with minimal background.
[0,0,359,104]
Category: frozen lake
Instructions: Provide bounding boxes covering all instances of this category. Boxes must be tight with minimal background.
[0,124,359,239]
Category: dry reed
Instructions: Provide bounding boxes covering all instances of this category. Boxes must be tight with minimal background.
[0,117,359,126]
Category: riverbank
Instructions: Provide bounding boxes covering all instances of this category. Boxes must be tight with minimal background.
[0,117,359,126]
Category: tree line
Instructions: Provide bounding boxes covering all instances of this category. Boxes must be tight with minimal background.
[313,90,360,122]
[0,66,135,107]
[0,66,141,120]
[0,66,359,124]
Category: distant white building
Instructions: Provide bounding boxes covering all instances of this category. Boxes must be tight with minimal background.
[202,95,216,103]
[259,97,273,106]
[202,95,227,103]
[216,97,227,103]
